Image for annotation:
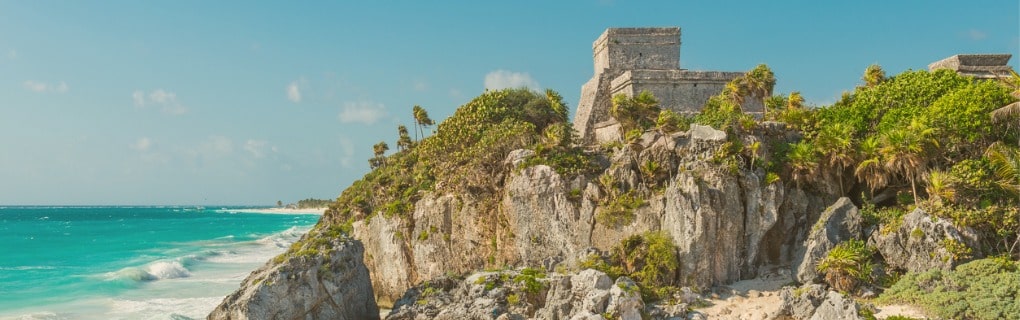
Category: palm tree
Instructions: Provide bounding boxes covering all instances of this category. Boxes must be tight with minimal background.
[863,64,886,88]
[990,70,1020,127]
[396,125,413,151]
[816,239,872,293]
[745,64,776,114]
[369,141,389,169]
[855,136,887,195]
[787,91,805,110]
[816,123,855,195]
[788,141,819,187]
[985,142,1020,198]
[724,77,748,105]
[879,125,929,205]
[412,105,435,141]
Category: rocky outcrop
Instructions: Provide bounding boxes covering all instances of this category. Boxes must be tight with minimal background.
[772,284,863,320]
[792,197,863,284]
[870,208,981,272]
[352,126,834,304]
[386,269,669,320]
[208,236,379,320]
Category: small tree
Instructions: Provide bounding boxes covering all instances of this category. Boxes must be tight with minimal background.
[863,64,886,88]
[610,91,660,135]
[397,125,413,151]
[412,105,435,141]
[369,141,389,169]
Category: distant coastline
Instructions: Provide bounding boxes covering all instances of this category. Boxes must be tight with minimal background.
[217,207,327,215]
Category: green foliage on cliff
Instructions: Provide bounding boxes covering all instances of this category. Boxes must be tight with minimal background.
[771,67,1019,258]
[327,88,591,226]
[582,231,679,302]
[877,257,1020,320]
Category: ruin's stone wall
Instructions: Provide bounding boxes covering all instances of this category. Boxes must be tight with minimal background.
[593,27,680,74]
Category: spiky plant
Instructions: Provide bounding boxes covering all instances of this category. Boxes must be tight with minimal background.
[817,239,873,293]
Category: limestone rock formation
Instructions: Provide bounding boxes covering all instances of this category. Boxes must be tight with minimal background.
[385,269,660,320]
[870,208,981,272]
[792,197,863,284]
[772,284,864,320]
[208,236,379,320]
[353,126,835,304]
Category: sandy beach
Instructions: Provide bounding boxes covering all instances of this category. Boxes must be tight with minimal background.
[217,207,328,215]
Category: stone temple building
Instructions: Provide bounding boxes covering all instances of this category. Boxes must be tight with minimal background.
[928,54,1014,79]
[573,27,761,144]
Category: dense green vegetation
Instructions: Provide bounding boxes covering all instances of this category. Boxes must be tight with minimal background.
[294,198,333,209]
[877,257,1020,320]
[325,88,598,234]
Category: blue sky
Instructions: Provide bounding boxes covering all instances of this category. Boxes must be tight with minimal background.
[1,1,1017,205]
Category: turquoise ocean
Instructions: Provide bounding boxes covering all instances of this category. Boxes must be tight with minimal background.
[0,206,321,319]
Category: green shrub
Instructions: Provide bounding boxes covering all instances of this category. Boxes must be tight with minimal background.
[596,191,644,226]
[877,258,1020,320]
[816,239,874,293]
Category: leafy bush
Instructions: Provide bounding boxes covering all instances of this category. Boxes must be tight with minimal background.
[816,239,874,293]
[596,191,644,226]
[877,258,1020,320]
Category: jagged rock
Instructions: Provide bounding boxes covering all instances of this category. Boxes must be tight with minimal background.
[792,197,862,284]
[208,237,378,320]
[353,215,414,308]
[870,208,981,272]
[386,269,670,320]
[772,284,863,320]
[353,125,832,303]
[689,124,726,142]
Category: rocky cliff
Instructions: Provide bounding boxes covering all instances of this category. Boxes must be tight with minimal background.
[208,233,379,320]
[350,123,837,307]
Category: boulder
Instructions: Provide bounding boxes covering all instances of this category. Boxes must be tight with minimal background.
[870,208,981,272]
[208,237,379,320]
[771,284,863,320]
[792,197,863,284]
[689,124,726,142]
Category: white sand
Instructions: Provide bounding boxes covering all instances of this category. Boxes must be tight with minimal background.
[687,266,929,319]
[219,207,327,215]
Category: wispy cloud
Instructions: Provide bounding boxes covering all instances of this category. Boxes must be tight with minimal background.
[23,80,68,94]
[132,89,188,115]
[966,29,987,41]
[132,137,153,151]
[338,101,388,125]
[286,80,302,103]
[484,70,540,90]
[243,139,272,158]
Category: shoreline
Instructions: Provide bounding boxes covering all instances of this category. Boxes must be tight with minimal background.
[217,207,327,215]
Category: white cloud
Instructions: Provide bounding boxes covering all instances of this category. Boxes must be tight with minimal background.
[201,135,234,157]
[132,137,153,151]
[484,70,540,90]
[244,139,270,158]
[967,29,987,41]
[23,80,68,94]
[132,90,146,107]
[338,101,388,125]
[286,81,302,103]
[8,50,17,59]
[132,89,188,115]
